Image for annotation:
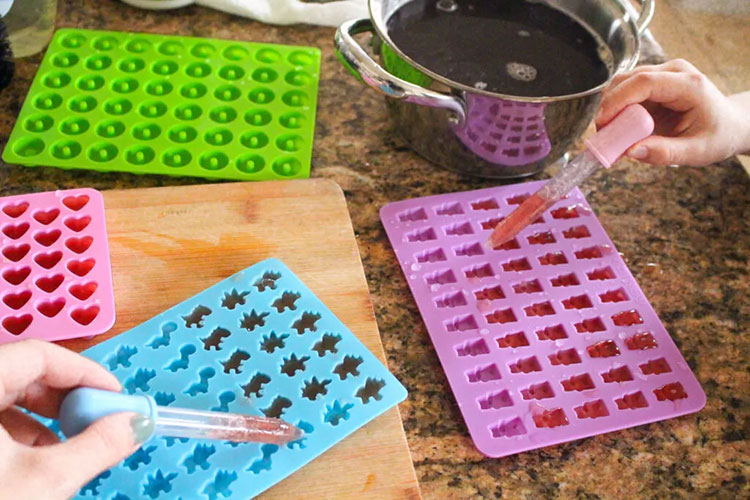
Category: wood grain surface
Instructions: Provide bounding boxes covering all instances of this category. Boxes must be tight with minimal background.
[59,179,421,499]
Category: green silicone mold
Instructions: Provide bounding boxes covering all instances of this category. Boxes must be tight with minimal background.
[3,29,321,181]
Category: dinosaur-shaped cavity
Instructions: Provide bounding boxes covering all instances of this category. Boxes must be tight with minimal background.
[281,354,310,377]
[253,271,281,292]
[260,331,288,353]
[261,396,291,418]
[291,311,321,335]
[355,378,385,404]
[312,333,341,357]
[211,391,237,412]
[221,349,250,374]
[182,443,216,474]
[185,367,216,396]
[106,345,137,370]
[221,289,250,310]
[202,470,239,500]
[248,444,279,474]
[301,377,331,401]
[241,373,271,398]
[271,291,301,313]
[324,400,354,426]
[124,368,156,394]
[142,470,178,499]
[240,309,269,332]
[333,355,363,380]
[202,327,231,351]
[165,344,196,372]
[148,322,177,349]
[124,445,157,471]
[183,305,212,328]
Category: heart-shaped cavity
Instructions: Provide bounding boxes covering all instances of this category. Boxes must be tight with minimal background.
[3,290,32,310]
[3,243,31,262]
[2,314,32,335]
[62,195,90,211]
[2,266,31,285]
[33,208,60,225]
[37,298,66,318]
[2,222,30,240]
[34,229,62,247]
[63,216,91,232]
[34,250,63,269]
[71,305,99,325]
[65,236,93,254]
[3,202,29,218]
[69,281,97,300]
[36,274,64,293]
[67,258,95,277]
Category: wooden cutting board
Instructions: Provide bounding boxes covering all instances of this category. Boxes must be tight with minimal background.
[59,179,421,500]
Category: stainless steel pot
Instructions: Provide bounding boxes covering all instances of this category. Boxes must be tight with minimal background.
[335,0,655,178]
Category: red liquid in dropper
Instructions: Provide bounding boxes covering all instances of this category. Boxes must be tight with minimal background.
[489,193,552,249]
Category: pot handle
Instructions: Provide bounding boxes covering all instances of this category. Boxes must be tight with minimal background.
[334,18,466,124]
[634,0,655,35]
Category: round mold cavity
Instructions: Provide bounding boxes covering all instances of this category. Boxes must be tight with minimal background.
[288,50,315,66]
[77,74,105,91]
[42,72,71,89]
[240,131,269,149]
[248,87,275,105]
[285,69,313,87]
[85,54,112,71]
[204,128,233,147]
[255,48,281,63]
[236,153,265,174]
[125,37,152,53]
[223,45,248,61]
[68,95,97,113]
[125,145,155,166]
[282,90,309,108]
[92,35,118,51]
[199,151,229,171]
[33,92,63,111]
[251,67,278,83]
[51,52,79,68]
[244,109,272,127]
[214,84,240,102]
[168,125,197,144]
[103,98,132,116]
[279,111,305,129]
[60,32,86,49]
[118,57,145,73]
[152,60,178,76]
[87,142,118,163]
[96,120,126,138]
[218,65,244,81]
[51,140,82,160]
[132,122,162,141]
[111,77,138,94]
[190,43,215,59]
[162,148,192,168]
[138,101,167,118]
[24,114,54,133]
[158,40,184,56]
[145,79,173,96]
[209,106,237,124]
[272,156,302,177]
[59,116,89,136]
[180,82,207,99]
[12,137,45,158]
[276,134,303,153]
[185,62,211,78]
[174,103,202,121]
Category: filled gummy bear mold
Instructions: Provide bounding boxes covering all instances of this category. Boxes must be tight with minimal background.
[40,259,406,499]
[0,188,114,343]
[380,181,705,458]
[4,29,320,181]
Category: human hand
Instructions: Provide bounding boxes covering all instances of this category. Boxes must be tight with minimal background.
[595,59,750,166]
[0,340,151,500]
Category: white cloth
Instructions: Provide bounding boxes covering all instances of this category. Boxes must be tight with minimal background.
[121,0,369,27]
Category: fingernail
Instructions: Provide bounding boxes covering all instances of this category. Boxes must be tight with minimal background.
[628,146,648,160]
[130,414,155,444]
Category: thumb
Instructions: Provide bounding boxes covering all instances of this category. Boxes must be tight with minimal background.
[37,412,153,498]
[625,136,702,166]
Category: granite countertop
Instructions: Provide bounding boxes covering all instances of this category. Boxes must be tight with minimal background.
[1,2,748,499]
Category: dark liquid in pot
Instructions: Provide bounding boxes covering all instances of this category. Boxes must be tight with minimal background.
[386,0,612,97]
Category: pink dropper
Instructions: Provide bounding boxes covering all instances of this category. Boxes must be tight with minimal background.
[488,104,655,249]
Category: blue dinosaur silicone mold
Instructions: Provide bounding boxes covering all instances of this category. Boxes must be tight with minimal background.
[47,258,407,499]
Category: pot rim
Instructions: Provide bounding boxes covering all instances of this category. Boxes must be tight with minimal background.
[368,0,643,103]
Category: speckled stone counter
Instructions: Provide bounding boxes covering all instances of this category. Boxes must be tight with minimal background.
[1,2,748,499]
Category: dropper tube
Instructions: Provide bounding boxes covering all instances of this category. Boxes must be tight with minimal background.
[58,387,303,445]
[488,104,655,248]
